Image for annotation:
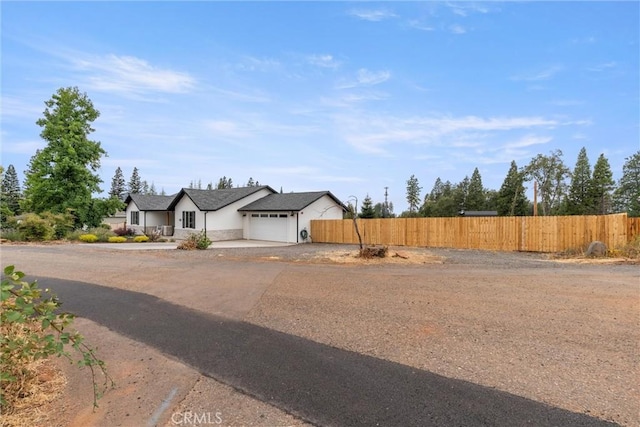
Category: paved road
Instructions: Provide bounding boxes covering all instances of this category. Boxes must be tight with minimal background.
[43,277,617,427]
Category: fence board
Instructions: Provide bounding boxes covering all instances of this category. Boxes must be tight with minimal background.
[310,213,630,253]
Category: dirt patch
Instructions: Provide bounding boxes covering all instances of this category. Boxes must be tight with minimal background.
[308,248,444,264]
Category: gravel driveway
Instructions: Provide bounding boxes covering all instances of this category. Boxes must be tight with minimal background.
[1,242,637,426]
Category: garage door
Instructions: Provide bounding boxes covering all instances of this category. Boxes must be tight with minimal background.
[249,213,289,242]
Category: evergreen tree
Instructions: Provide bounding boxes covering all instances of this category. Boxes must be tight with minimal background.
[453,176,470,213]
[109,166,126,199]
[246,177,255,187]
[128,167,142,194]
[613,151,640,216]
[217,176,233,189]
[589,154,615,215]
[206,182,213,190]
[141,180,150,194]
[497,161,528,216]
[22,87,106,226]
[565,147,593,215]
[359,194,376,218]
[406,174,421,215]
[1,164,22,215]
[160,188,167,196]
[466,168,486,211]
[148,182,158,196]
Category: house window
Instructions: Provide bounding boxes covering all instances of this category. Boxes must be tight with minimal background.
[130,211,139,225]
[182,211,195,229]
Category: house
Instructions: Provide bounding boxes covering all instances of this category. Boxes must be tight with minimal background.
[125,193,176,235]
[238,191,346,243]
[122,186,346,243]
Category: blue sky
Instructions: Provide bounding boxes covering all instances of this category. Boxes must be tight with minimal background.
[2,1,638,213]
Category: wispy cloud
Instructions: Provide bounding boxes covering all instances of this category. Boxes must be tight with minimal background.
[446,2,491,17]
[504,134,553,149]
[336,69,391,89]
[1,139,45,155]
[587,61,617,72]
[407,20,435,32]
[307,54,341,69]
[70,54,196,96]
[449,24,467,34]
[235,55,281,72]
[348,8,397,22]
[511,65,564,82]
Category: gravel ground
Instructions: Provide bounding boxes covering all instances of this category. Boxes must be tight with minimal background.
[2,242,638,426]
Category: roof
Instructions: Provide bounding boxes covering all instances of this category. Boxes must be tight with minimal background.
[125,193,175,211]
[238,191,346,212]
[459,210,498,217]
[167,186,276,211]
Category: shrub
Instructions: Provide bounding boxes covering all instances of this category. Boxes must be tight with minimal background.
[1,265,112,411]
[133,235,149,243]
[15,213,55,241]
[108,236,127,243]
[79,234,98,243]
[177,230,211,250]
[113,227,135,237]
[40,211,74,239]
[0,228,21,242]
[99,223,112,230]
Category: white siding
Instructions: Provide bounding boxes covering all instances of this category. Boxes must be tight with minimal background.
[297,196,344,242]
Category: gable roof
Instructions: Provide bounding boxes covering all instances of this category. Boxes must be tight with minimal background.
[125,193,175,211]
[238,191,346,212]
[167,186,276,211]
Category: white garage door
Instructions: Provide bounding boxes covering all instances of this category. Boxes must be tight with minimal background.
[250,213,289,242]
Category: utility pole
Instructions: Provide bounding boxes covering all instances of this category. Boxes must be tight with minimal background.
[383,187,389,218]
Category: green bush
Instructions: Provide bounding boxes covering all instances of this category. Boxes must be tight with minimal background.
[1,265,112,411]
[68,227,115,242]
[40,211,74,239]
[0,228,21,241]
[99,223,112,230]
[79,234,98,243]
[108,236,127,243]
[177,230,211,250]
[15,213,55,241]
[133,235,149,243]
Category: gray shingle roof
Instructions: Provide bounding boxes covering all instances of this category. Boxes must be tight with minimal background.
[168,186,276,211]
[125,193,175,211]
[238,191,346,212]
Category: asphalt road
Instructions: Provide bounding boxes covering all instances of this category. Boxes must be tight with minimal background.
[43,276,618,427]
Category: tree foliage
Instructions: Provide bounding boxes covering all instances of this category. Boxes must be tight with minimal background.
[524,149,570,216]
[109,166,126,200]
[22,87,105,226]
[565,147,593,215]
[405,174,421,215]
[359,194,375,218]
[590,154,615,215]
[217,176,233,189]
[466,168,486,211]
[614,151,640,217]
[128,167,142,194]
[497,161,528,216]
[1,164,22,217]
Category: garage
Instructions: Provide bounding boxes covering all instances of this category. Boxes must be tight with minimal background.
[248,213,289,242]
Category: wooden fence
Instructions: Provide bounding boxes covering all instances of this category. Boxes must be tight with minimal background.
[310,213,633,253]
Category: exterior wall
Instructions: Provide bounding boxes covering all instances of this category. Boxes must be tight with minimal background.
[297,196,344,242]
[174,188,273,241]
[125,201,140,233]
[124,201,173,235]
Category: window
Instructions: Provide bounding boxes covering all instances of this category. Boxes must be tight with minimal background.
[130,211,139,225]
[251,214,259,217]
[279,214,288,218]
[182,211,195,229]
[260,214,268,218]
[269,214,278,218]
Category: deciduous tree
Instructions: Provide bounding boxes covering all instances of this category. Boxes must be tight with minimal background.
[524,150,570,216]
[22,87,106,226]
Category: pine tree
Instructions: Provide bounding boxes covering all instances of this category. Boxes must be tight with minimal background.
[589,154,615,215]
[406,174,421,215]
[466,168,486,211]
[566,147,593,215]
[246,177,255,187]
[1,164,22,215]
[148,182,158,196]
[453,176,470,213]
[128,167,142,194]
[359,194,376,218]
[613,151,640,216]
[497,161,528,216]
[109,166,126,199]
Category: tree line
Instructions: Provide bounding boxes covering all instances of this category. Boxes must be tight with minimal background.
[353,148,639,218]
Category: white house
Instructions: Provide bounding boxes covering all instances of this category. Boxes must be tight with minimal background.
[238,191,346,243]
[122,186,346,243]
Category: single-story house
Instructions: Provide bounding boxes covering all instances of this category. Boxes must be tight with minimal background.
[125,193,176,235]
[122,186,346,243]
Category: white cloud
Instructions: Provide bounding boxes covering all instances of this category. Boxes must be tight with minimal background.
[235,55,281,72]
[348,8,397,22]
[357,69,391,86]
[1,139,45,155]
[587,61,617,72]
[307,54,341,69]
[503,135,553,149]
[449,24,467,34]
[407,20,435,32]
[71,54,196,96]
[511,65,564,82]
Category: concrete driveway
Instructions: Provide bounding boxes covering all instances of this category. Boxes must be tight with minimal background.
[88,239,294,250]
